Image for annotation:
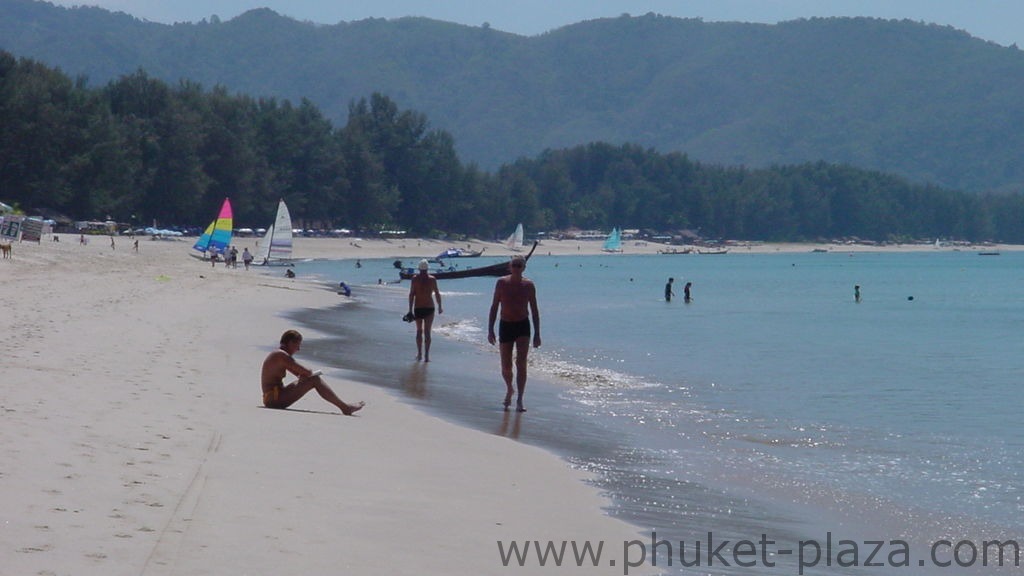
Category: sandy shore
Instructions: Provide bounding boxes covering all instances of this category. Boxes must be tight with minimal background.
[275,236,1023,261]
[0,235,654,576]
[2,233,1017,575]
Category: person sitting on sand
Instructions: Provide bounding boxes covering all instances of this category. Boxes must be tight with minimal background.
[261,330,364,415]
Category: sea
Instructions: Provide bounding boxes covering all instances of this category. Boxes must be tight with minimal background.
[283,248,1023,575]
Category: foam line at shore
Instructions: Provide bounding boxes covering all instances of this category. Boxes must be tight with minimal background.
[0,236,648,575]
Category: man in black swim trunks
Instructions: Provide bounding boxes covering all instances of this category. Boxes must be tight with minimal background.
[408,259,443,361]
[487,255,541,412]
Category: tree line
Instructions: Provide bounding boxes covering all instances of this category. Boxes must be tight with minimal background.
[3,50,1024,242]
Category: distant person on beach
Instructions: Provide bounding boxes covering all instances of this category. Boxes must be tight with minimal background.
[488,255,541,412]
[408,259,443,362]
[684,281,692,303]
[665,277,675,302]
[261,330,364,415]
[285,268,295,278]
[242,247,253,269]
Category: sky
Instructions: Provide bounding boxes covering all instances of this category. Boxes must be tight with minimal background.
[47,1,1023,47]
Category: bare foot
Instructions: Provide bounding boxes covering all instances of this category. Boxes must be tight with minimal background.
[503,393,513,411]
[516,403,527,413]
[342,401,366,415]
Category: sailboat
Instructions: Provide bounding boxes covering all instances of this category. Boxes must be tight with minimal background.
[602,227,623,253]
[505,223,524,251]
[254,199,294,266]
[191,198,232,259]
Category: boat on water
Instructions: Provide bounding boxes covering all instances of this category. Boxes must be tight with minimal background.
[400,241,538,280]
[436,247,484,259]
[254,199,295,266]
[697,248,729,255]
[505,223,524,251]
[191,198,232,259]
[602,228,623,253]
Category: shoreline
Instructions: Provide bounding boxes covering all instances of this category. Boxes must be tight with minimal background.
[0,236,648,575]
[283,236,1024,260]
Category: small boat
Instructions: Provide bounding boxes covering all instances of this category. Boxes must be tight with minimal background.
[401,242,537,280]
[505,223,524,251]
[602,227,623,253]
[697,248,729,255]
[658,247,692,255]
[254,199,295,266]
[191,198,232,259]
[437,247,485,259]
[978,251,1001,256]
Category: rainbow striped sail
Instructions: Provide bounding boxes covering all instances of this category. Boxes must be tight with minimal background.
[192,198,233,256]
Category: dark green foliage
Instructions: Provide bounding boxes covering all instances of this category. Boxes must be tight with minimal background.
[4,50,1024,242]
[4,2,1024,194]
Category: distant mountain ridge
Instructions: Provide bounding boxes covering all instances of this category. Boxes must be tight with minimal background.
[2,0,1024,193]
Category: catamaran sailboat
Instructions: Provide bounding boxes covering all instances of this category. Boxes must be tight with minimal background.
[191,198,232,259]
[254,199,294,266]
[505,223,524,251]
[602,227,623,253]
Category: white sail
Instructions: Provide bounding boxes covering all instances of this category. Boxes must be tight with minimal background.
[505,223,524,251]
[255,200,293,264]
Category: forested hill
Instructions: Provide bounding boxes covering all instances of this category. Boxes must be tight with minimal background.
[2,0,1024,193]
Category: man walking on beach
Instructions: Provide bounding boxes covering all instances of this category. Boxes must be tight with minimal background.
[488,255,541,412]
[261,330,364,415]
[408,259,443,362]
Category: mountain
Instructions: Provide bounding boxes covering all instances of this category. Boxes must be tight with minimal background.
[3,0,1024,193]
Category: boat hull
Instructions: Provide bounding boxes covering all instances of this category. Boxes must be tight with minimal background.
[401,242,536,280]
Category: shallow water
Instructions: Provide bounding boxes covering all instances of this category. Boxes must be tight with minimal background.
[288,250,1024,574]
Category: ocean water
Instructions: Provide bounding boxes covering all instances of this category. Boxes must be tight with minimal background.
[285,250,1023,574]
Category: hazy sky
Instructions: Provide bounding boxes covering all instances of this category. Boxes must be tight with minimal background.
[48,1,1023,47]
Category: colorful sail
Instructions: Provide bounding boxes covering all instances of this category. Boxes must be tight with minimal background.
[192,198,233,256]
[602,227,623,252]
[254,199,293,264]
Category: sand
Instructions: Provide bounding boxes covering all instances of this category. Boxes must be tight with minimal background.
[2,233,1016,575]
[0,234,664,576]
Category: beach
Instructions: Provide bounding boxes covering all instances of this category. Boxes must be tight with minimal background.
[0,235,651,576]
[3,234,1021,575]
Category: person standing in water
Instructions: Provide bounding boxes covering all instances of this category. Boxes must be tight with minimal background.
[684,281,692,303]
[488,255,541,412]
[665,277,675,302]
[408,259,443,362]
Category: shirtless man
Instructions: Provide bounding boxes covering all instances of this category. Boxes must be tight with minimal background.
[487,255,541,412]
[261,330,364,415]
[408,259,443,362]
